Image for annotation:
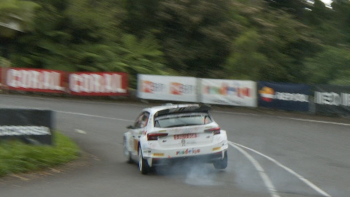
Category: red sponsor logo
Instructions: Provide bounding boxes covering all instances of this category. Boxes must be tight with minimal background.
[174,133,197,140]
[6,69,64,93]
[141,80,164,93]
[176,148,200,155]
[69,72,128,96]
[170,82,193,95]
[259,87,274,102]
[142,81,153,93]
[170,82,182,95]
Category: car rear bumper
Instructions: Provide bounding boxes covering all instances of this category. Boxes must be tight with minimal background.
[140,139,229,167]
[151,151,226,166]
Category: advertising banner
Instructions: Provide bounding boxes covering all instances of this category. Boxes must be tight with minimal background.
[258,82,310,111]
[137,74,197,102]
[200,79,257,107]
[69,72,128,96]
[5,68,65,93]
[314,85,350,116]
[0,67,2,88]
[0,109,54,145]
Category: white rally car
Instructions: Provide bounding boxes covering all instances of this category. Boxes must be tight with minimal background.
[123,104,229,174]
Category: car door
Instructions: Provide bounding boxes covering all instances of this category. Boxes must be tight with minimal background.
[130,112,150,157]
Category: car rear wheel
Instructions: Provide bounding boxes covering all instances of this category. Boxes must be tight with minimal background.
[213,151,228,170]
[124,138,133,163]
[138,146,151,175]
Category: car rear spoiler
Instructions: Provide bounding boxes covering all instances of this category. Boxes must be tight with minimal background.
[155,104,211,117]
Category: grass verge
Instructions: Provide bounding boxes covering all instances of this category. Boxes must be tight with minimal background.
[0,131,80,177]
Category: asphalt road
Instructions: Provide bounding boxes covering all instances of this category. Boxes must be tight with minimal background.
[0,94,349,197]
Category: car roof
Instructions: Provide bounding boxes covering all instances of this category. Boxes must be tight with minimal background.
[143,104,211,116]
[143,104,198,113]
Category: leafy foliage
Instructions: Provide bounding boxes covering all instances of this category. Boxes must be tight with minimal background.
[3,0,350,86]
[156,0,236,78]
[0,0,40,37]
[304,46,350,84]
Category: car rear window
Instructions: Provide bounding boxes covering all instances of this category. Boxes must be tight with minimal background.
[154,113,212,128]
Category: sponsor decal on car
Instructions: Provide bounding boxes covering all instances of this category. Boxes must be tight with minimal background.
[173,126,202,133]
[212,147,221,151]
[176,148,200,155]
[153,153,164,157]
[174,133,197,140]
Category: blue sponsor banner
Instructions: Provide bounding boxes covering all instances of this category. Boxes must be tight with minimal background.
[258,82,310,112]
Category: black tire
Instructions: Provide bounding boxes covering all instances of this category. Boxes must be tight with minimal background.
[138,146,151,175]
[213,151,228,170]
[124,138,133,164]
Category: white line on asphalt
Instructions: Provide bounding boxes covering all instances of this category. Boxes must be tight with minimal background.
[228,142,280,197]
[213,110,260,117]
[214,110,350,127]
[56,111,133,122]
[0,94,144,107]
[277,116,350,127]
[230,141,332,197]
[0,104,134,122]
[75,129,87,134]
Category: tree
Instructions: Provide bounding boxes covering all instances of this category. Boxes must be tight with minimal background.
[11,0,126,71]
[224,30,270,80]
[224,0,320,83]
[0,0,40,58]
[122,0,161,37]
[156,0,236,78]
[264,0,310,19]
[78,34,167,88]
[0,0,40,37]
[304,46,350,84]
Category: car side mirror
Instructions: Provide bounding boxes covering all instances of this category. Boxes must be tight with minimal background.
[126,125,134,129]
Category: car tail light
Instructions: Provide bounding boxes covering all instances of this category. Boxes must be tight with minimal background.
[205,127,221,135]
[147,133,168,141]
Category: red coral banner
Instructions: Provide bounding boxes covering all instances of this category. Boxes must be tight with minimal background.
[5,68,66,93]
[69,72,128,96]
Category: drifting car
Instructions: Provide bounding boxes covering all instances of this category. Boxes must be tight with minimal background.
[123,103,228,174]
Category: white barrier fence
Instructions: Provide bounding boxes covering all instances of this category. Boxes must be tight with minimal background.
[137,74,257,107]
[200,78,257,107]
[137,74,197,102]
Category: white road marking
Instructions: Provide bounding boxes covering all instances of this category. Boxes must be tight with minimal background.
[75,129,87,134]
[0,94,143,107]
[277,116,350,127]
[56,111,133,122]
[228,142,280,197]
[213,110,260,117]
[214,110,350,127]
[0,104,133,122]
[230,141,332,197]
